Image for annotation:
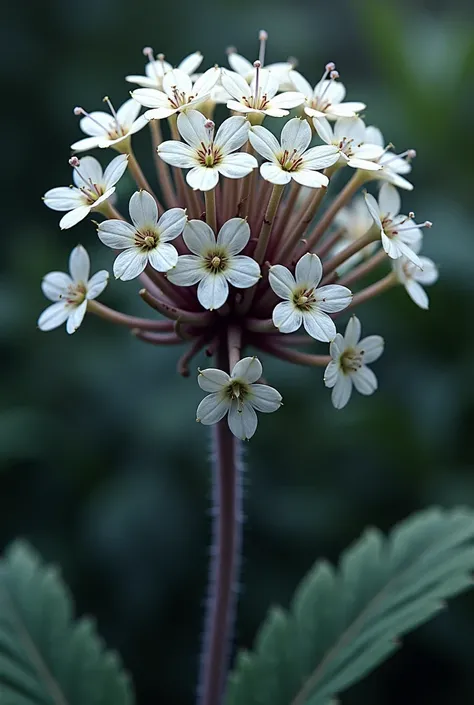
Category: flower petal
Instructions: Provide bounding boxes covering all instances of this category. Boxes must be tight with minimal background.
[358,335,384,363]
[344,315,361,347]
[214,116,250,153]
[218,153,257,180]
[193,66,220,96]
[44,187,84,212]
[69,245,90,282]
[145,107,178,121]
[41,272,72,302]
[72,156,103,188]
[330,333,345,359]
[197,272,229,310]
[86,270,109,299]
[158,140,197,168]
[59,206,91,230]
[315,284,352,313]
[197,393,230,425]
[313,117,334,145]
[228,53,254,79]
[113,248,148,281]
[270,91,305,109]
[295,253,322,288]
[273,301,302,333]
[79,111,111,137]
[66,300,87,334]
[38,302,70,332]
[116,99,141,128]
[260,162,291,185]
[315,79,346,105]
[405,280,429,309]
[301,145,339,170]
[281,117,311,153]
[177,109,209,148]
[167,255,203,286]
[334,117,366,143]
[331,374,353,409]
[103,154,129,187]
[98,219,136,248]
[378,183,401,217]
[302,309,336,342]
[148,243,178,272]
[221,69,252,100]
[364,192,383,227]
[324,360,340,388]
[183,220,216,254]
[249,384,282,412]
[157,207,187,241]
[129,190,158,229]
[163,68,193,96]
[225,256,260,288]
[187,166,220,191]
[70,136,102,152]
[178,51,204,76]
[288,70,313,98]
[232,357,262,383]
[132,88,170,109]
[291,170,328,188]
[217,217,250,254]
[248,126,280,161]
[228,400,257,440]
[416,257,438,285]
[347,157,382,171]
[269,265,296,300]
[198,368,230,392]
[352,365,378,395]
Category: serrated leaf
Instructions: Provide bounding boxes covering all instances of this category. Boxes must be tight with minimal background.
[0,540,135,705]
[224,507,474,705]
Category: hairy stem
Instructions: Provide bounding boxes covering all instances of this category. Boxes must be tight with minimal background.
[198,335,244,705]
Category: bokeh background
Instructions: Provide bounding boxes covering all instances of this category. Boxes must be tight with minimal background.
[2,0,474,703]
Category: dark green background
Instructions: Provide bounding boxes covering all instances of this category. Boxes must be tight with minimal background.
[2,0,474,703]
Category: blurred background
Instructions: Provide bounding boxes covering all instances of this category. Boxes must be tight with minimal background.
[2,0,474,703]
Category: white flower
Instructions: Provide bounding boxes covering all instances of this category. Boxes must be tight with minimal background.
[289,66,365,120]
[97,191,187,281]
[196,357,282,440]
[221,66,304,118]
[227,49,295,90]
[269,253,352,342]
[365,126,415,190]
[313,117,384,171]
[167,218,260,310]
[126,50,203,90]
[43,155,128,229]
[364,184,430,268]
[248,117,339,187]
[324,316,384,409]
[332,196,378,271]
[71,99,148,152]
[392,244,438,310]
[157,110,257,191]
[38,245,108,335]
[132,67,220,121]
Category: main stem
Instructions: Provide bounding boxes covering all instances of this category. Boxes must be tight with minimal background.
[198,334,243,705]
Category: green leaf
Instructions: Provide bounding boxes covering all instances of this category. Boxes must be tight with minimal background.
[224,507,474,705]
[0,540,135,705]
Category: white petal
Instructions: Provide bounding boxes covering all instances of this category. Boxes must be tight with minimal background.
[177,110,209,148]
[197,272,229,310]
[315,284,352,313]
[126,74,160,89]
[295,252,322,288]
[313,117,334,145]
[221,69,252,100]
[193,66,220,96]
[214,116,250,154]
[365,126,385,147]
[268,265,296,300]
[330,333,345,359]
[405,280,429,309]
[331,374,353,409]
[260,162,291,185]
[347,157,382,171]
[183,219,216,254]
[132,88,170,108]
[44,187,84,212]
[334,117,366,143]
[273,301,302,333]
[79,111,111,137]
[270,91,305,109]
[250,68,278,99]
[157,207,187,241]
[59,206,91,229]
[163,68,193,96]
[228,53,254,79]
[187,166,220,191]
[86,270,109,299]
[197,393,231,425]
[344,315,361,347]
[66,300,87,334]
[69,245,90,282]
[415,257,438,285]
[324,360,340,388]
[261,107,289,118]
[218,153,257,180]
[228,401,257,440]
[288,70,313,98]
[352,365,378,395]
[249,384,282,412]
[70,136,102,152]
[226,256,260,288]
[248,126,280,161]
[301,145,339,170]
[364,192,383,227]
[98,219,136,248]
[38,302,70,332]
[158,140,197,168]
[232,357,262,383]
[116,99,141,128]
[198,368,230,392]
[41,272,72,302]
[178,51,203,75]
[148,243,178,272]
[91,188,115,210]
[302,309,336,342]
[383,233,423,268]
[291,170,328,188]
[217,218,250,254]
[378,183,401,217]
[315,79,346,105]
[355,143,385,160]
[103,154,129,187]
[145,107,179,121]
[281,118,311,154]
[72,156,103,188]
[328,101,365,117]
[167,255,204,286]
[358,335,384,363]
[113,248,148,281]
[225,101,254,114]
[129,190,158,229]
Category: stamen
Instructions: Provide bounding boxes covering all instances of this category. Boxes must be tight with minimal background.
[142,46,154,60]
[142,46,162,84]
[103,95,120,131]
[383,148,417,166]
[69,156,80,167]
[258,29,268,66]
[253,60,261,108]
[73,106,106,132]
[68,157,98,194]
[204,119,215,143]
[318,69,339,102]
[157,53,166,74]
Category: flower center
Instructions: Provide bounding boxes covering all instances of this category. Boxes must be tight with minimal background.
[341,347,363,374]
[197,141,222,168]
[278,148,303,172]
[65,282,87,306]
[293,286,316,310]
[169,85,195,109]
[225,379,251,405]
[136,229,158,250]
[205,248,228,273]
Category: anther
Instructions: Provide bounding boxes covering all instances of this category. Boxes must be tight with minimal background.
[407,149,416,159]
[408,211,415,219]
[144,235,155,247]
[253,61,262,106]
[69,156,80,167]
[73,106,85,116]
[258,29,268,66]
[325,62,336,72]
[142,46,154,58]
[329,70,339,80]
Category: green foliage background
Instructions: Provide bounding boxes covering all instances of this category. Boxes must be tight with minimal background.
[1,0,474,703]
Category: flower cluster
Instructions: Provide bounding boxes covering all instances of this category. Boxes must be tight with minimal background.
[39,31,438,439]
